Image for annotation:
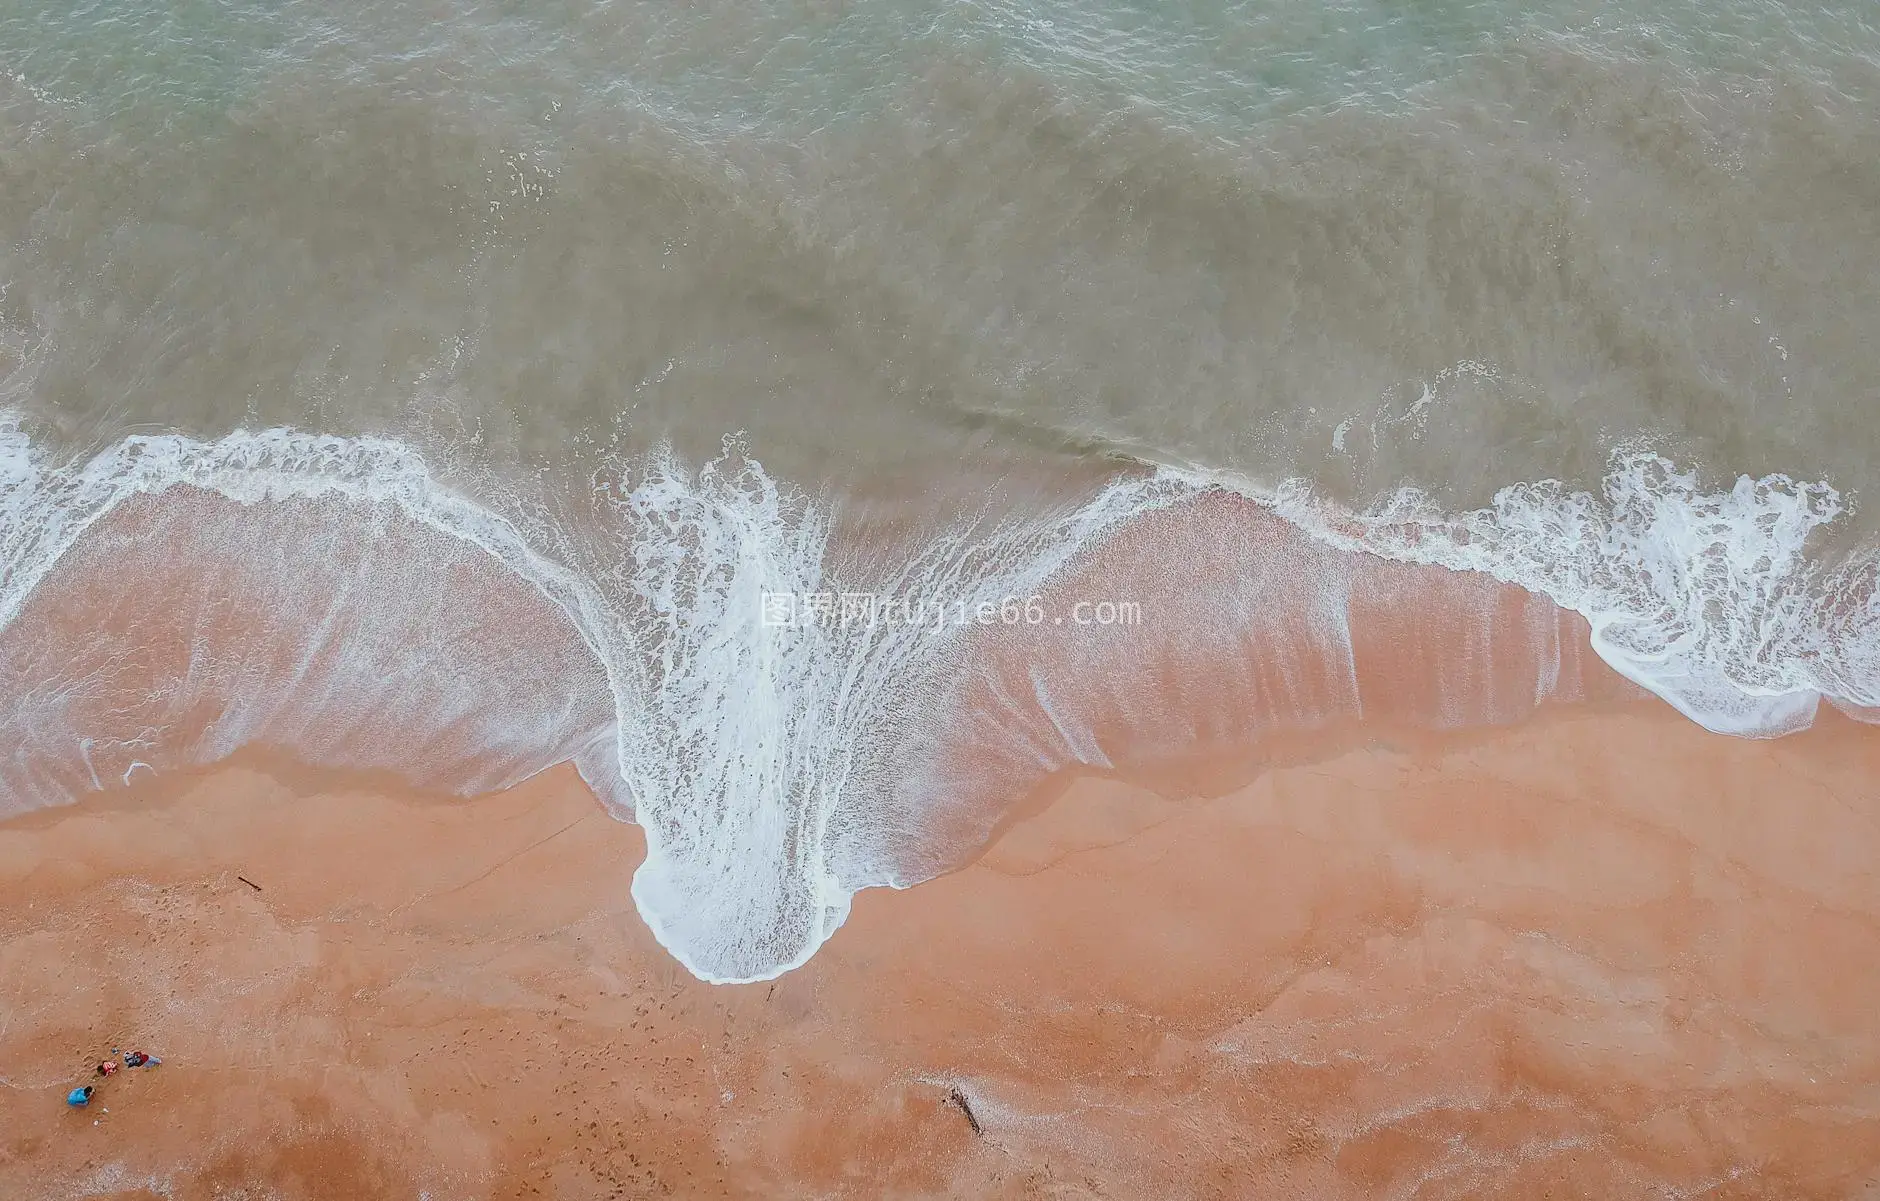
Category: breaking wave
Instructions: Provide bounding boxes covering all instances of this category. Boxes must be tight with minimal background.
[0,410,1873,981]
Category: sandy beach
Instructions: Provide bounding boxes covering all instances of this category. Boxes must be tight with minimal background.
[8,1,1880,1196]
[5,702,1880,1199]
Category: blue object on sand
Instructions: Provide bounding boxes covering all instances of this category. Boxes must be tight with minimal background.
[66,1087,90,1107]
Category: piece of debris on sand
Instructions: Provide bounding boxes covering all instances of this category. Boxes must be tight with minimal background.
[946,1086,983,1137]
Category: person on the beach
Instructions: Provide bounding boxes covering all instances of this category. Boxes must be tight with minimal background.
[66,1085,94,1107]
[95,1059,118,1077]
[124,1051,158,1068]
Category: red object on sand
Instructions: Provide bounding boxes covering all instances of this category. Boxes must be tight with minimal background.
[96,1060,118,1076]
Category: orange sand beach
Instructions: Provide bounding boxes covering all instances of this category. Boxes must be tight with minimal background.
[5,702,1880,1199]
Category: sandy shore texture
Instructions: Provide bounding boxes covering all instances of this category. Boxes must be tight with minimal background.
[4,704,1880,1199]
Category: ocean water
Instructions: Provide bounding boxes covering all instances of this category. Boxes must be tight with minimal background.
[1,0,1878,981]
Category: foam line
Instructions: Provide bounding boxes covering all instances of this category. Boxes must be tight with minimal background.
[1259,453,1861,737]
[0,411,1871,981]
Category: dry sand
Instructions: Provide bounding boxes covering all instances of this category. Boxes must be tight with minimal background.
[4,704,1880,1199]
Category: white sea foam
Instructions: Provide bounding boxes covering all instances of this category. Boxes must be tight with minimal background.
[1266,452,1868,737]
[0,413,627,817]
[0,415,1182,980]
[0,412,1871,981]
[602,441,1184,979]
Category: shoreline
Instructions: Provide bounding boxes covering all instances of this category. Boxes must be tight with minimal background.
[6,702,1880,1198]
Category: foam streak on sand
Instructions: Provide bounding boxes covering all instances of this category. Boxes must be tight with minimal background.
[0,409,1876,980]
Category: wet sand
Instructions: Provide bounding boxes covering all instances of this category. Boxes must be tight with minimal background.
[4,704,1880,1199]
